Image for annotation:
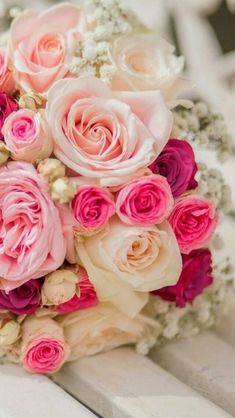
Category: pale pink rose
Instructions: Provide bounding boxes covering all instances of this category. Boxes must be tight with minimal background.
[21,316,70,374]
[0,161,67,291]
[71,185,115,231]
[46,76,172,187]
[9,3,85,93]
[77,216,182,317]
[116,174,173,225]
[169,195,218,254]
[2,109,53,163]
[56,266,98,314]
[0,48,15,94]
[59,303,144,360]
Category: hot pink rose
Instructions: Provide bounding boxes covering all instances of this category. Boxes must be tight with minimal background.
[71,185,115,230]
[0,161,66,291]
[116,174,173,225]
[0,48,15,94]
[9,3,85,93]
[46,76,172,187]
[2,109,53,163]
[0,92,18,140]
[57,266,98,314]
[21,316,70,374]
[169,195,218,254]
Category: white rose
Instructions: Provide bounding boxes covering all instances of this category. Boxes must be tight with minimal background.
[41,269,78,306]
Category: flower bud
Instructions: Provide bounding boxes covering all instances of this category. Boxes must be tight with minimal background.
[51,177,76,204]
[37,158,66,183]
[18,92,43,110]
[0,142,10,166]
[0,317,21,347]
[41,269,78,306]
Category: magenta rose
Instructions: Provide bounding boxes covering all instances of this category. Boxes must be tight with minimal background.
[0,161,67,291]
[56,267,98,314]
[0,92,18,140]
[116,174,174,225]
[71,185,115,230]
[152,249,213,307]
[0,280,41,315]
[169,195,218,254]
[149,139,198,197]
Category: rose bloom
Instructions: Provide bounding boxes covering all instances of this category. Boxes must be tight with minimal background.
[149,139,198,198]
[59,303,144,360]
[0,280,41,315]
[0,48,15,94]
[153,249,213,307]
[169,195,218,254]
[46,76,172,187]
[56,266,98,314]
[77,216,182,317]
[111,34,188,103]
[0,161,66,291]
[41,269,78,306]
[9,3,85,93]
[71,185,115,231]
[2,109,53,163]
[0,92,18,140]
[116,174,173,225]
[21,316,70,374]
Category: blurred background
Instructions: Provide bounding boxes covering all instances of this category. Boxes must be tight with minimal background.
[1,0,235,137]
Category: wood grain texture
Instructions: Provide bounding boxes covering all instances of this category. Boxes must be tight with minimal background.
[150,331,235,416]
[53,347,232,418]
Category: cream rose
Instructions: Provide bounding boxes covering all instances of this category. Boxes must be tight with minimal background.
[76,216,182,316]
[111,34,188,103]
[59,303,144,360]
[41,269,78,306]
[0,315,20,347]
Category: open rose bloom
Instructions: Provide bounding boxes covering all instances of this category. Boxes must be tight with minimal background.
[0,0,232,375]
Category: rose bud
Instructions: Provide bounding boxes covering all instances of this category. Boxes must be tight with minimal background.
[41,269,78,306]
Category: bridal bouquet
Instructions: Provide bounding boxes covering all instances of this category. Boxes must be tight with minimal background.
[0,0,233,374]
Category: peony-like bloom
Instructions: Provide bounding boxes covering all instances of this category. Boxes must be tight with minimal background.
[149,139,198,197]
[2,109,53,163]
[21,316,70,374]
[77,216,182,316]
[59,303,144,360]
[41,269,78,306]
[153,249,213,307]
[0,280,41,315]
[9,3,85,93]
[169,195,218,254]
[0,48,15,94]
[0,92,18,140]
[56,266,98,314]
[111,34,188,102]
[116,174,173,225]
[0,161,66,291]
[71,185,115,231]
[46,76,172,187]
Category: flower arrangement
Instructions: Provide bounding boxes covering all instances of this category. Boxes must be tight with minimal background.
[0,0,233,374]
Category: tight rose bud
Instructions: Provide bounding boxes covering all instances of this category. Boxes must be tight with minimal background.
[37,158,66,183]
[0,142,10,166]
[51,177,76,204]
[42,269,78,306]
[0,316,21,347]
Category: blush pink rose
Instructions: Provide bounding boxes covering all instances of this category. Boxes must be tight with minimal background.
[56,266,98,314]
[21,316,70,374]
[0,48,15,94]
[169,195,218,254]
[46,76,172,187]
[71,185,115,230]
[116,174,174,225]
[2,109,53,163]
[9,3,85,93]
[0,161,67,291]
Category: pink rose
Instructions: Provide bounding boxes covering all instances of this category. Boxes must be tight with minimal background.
[169,195,218,254]
[0,92,18,140]
[21,316,70,374]
[71,185,115,230]
[46,76,172,187]
[0,161,66,291]
[2,109,53,163]
[0,48,15,94]
[116,174,173,225]
[9,3,85,93]
[56,266,98,314]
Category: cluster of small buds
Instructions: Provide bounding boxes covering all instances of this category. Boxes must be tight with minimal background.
[18,92,44,111]
[172,102,233,162]
[197,163,233,214]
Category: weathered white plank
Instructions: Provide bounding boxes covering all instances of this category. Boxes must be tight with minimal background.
[214,307,235,347]
[53,347,232,418]
[0,363,96,418]
[150,331,235,416]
